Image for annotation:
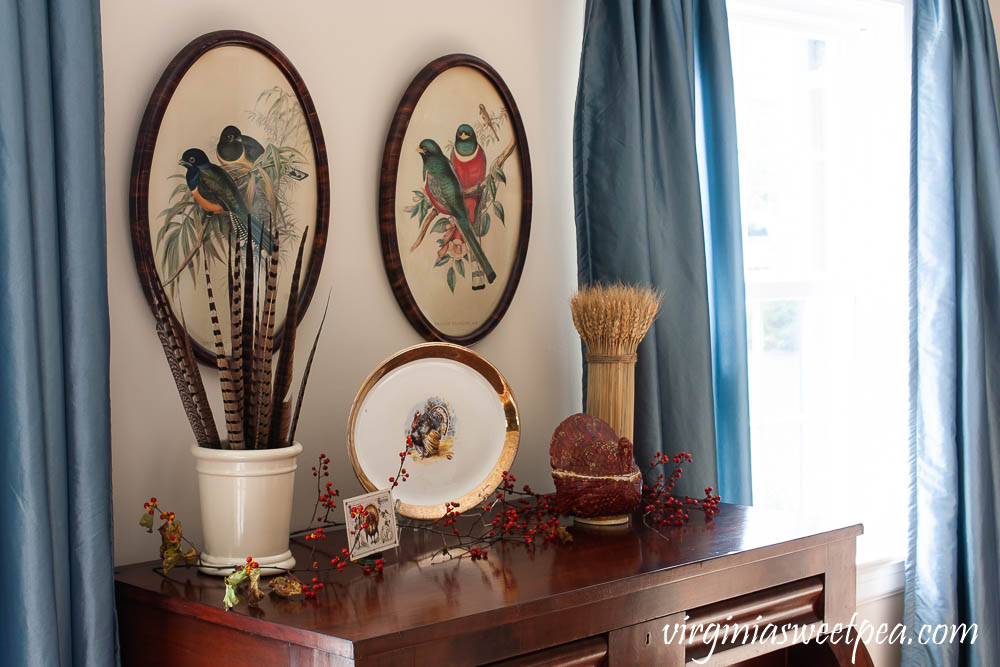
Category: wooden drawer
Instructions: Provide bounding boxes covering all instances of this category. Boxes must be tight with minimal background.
[489,636,609,667]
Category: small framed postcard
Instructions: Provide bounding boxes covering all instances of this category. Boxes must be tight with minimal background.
[343,488,399,561]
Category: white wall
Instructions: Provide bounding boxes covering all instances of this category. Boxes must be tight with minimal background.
[103,0,586,566]
[857,592,905,667]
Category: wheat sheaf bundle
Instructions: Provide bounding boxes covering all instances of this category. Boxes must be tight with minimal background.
[570,283,662,441]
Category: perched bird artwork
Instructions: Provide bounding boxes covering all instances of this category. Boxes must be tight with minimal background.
[216,125,308,180]
[179,148,274,254]
[451,124,487,219]
[216,124,265,168]
[417,139,496,284]
[479,103,500,142]
[451,124,489,290]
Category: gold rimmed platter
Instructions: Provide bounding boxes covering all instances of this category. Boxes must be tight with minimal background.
[347,343,519,520]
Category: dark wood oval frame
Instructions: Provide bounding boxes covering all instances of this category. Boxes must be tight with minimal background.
[129,30,330,364]
[378,54,532,345]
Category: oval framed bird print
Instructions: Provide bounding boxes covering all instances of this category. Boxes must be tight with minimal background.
[130,30,329,363]
[379,54,532,345]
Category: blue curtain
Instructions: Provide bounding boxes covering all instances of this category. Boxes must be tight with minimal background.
[574,0,751,502]
[0,1,116,665]
[905,0,1000,665]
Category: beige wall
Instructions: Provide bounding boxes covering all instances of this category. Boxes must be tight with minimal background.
[104,0,586,565]
[993,0,1000,47]
[858,592,905,667]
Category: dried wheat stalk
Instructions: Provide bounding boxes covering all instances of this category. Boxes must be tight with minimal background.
[570,283,662,441]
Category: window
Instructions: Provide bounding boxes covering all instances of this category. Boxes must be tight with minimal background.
[728,0,910,563]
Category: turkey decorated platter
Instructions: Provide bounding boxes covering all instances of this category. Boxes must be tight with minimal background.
[378,54,532,345]
[348,343,519,519]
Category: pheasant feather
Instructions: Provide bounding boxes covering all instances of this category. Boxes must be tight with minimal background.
[228,236,244,424]
[288,290,330,447]
[268,229,308,448]
[174,296,219,448]
[254,225,280,449]
[241,217,256,444]
[205,253,243,449]
[149,278,219,448]
[150,292,209,446]
[249,220,272,447]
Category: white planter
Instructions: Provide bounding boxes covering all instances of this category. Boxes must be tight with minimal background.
[191,442,302,576]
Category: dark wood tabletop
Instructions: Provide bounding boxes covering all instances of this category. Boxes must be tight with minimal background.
[115,503,863,665]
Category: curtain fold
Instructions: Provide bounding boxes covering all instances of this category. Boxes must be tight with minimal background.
[0,0,116,665]
[905,0,1000,665]
[573,0,751,501]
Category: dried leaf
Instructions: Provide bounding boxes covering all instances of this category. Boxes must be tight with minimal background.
[223,568,248,611]
[181,544,198,566]
[161,547,181,574]
[247,566,266,604]
[268,574,303,598]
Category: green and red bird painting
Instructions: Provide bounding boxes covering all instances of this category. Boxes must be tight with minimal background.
[406,107,515,295]
[384,56,530,343]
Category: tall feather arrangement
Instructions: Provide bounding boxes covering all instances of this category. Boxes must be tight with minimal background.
[570,283,662,441]
[148,271,220,448]
[146,210,327,450]
[267,228,308,448]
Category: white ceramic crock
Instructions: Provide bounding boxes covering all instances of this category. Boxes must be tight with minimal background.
[191,442,302,576]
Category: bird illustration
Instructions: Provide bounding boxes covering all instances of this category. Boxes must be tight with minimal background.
[179,148,273,254]
[417,139,496,284]
[451,124,489,290]
[451,124,487,220]
[216,125,308,180]
[216,125,264,168]
[479,104,500,142]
